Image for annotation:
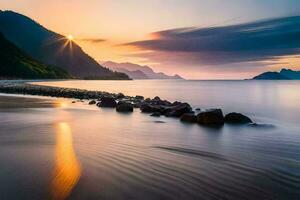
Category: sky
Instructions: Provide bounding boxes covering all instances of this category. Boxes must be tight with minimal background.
[1,0,300,79]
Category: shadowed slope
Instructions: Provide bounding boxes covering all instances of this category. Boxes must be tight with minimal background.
[0,32,71,79]
[0,10,129,80]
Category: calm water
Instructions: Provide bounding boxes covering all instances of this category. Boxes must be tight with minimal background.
[1,80,300,200]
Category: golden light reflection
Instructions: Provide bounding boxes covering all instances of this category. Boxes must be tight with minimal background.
[51,122,81,200]
[54,100,69,108]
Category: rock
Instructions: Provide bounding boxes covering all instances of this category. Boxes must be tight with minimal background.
[224,112,252,124]
[98,97,117,108]
[160,100,172,106]
[165,103,192,117]
[150,112,161,117]
[88,100,96,105]
[133,102,141,108]
[171,101,182,106]
[153,96,161,101]
[180,113,197,123]
[140,103,161,113]
[197,109,224,126]
[195,108,201,111]
[116,93,125,99]
[116,102,133,112]
[72,101,76,103]
[135,95,144,100]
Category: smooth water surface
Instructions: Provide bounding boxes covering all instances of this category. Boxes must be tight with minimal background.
[0,80,300,200]
[35,80,300,125]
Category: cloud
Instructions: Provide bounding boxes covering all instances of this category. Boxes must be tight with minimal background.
[78,38,107,43]
[122,16,300,67]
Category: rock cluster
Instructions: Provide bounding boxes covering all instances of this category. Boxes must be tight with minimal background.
[0,81,254,127]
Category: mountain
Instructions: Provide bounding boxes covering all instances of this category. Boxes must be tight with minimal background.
[102,61,183,80]
[0,10,129,80]
[252,68,300,80]
[280,68,300,79]
[253,72,290,80]
[0,32,71,79]
[114,68,149,79]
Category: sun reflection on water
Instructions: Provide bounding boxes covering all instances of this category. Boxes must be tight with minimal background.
[54,100,69,108]
[51,122,81,200]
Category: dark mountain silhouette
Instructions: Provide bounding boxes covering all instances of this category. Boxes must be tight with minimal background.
[0,32,71,79]
[253,68,300,80]
[114,68,149,79]
[102,61,183,79]
[280,68,300,79]
[0,10,129,80]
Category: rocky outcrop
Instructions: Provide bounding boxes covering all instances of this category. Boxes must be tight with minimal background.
[165,103,193,117]
[140,104,161,113]
[0,82,257,127]
[89,100,96,105]
[224,112,252,124]
[197,109,224,126]
[97,97,117,108]
[116,102,134,112]
[139,96,192,118]
[180,113,197,123]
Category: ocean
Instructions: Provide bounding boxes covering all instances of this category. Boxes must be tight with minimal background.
[0,80,300,199]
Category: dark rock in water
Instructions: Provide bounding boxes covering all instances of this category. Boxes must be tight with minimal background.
[89,100,96,105]
[98,97,117,108]
[197,109,224,126]
[116,93,125,99]
[165,103,192,117]
[151,112,161,117]
[140,103,161,113]
[116,102,133,112]
[180,113,197,123]
[133,102,141,108]
[153,96,161,101]
[171,101,182,106]
[195,108,201,111]
[224,112,252,124]
[135,95,144,100]
[72,101,76,103]
[160,100,172,106]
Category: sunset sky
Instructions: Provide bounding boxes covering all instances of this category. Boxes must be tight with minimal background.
[1,0,300,79]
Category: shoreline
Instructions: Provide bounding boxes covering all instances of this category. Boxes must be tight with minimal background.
[0,80,254,126]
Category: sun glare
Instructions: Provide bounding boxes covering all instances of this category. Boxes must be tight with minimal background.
[67,35,74,41]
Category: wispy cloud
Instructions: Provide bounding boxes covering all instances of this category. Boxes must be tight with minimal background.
[122,16,300,67]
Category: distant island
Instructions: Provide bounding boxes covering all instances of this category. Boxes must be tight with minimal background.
[252,68,300,80]
[0,10,129,80]
[102,61,183,80]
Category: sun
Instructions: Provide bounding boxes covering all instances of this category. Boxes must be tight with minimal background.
[67,34,74,41]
